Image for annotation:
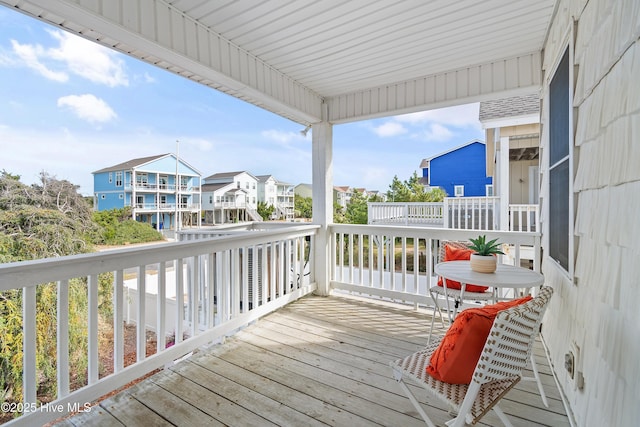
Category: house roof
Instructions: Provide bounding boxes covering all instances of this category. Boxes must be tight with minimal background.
[204,171,257,181]
[201,182,248,194]
[12,1,557,125]
[479,94,540,122]
[478,94,541,128]
[92,154,168,174]
[92,153,202,176]
[419,139,485,168]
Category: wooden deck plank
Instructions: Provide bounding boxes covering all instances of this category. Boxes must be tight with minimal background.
[67,405,124,427]
[186,355,377,426]
[98,391,173,426]
[125,372,225,427]
[164,360,327,427]
[150,366,278,427]
[59,294,570,427]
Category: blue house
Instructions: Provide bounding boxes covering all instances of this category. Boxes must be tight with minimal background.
[419,140,492,197]
[93,153,202,230]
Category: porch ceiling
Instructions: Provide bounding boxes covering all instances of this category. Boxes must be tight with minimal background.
[2,0,556,124]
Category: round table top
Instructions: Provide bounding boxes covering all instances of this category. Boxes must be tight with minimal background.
[435,260,544,288]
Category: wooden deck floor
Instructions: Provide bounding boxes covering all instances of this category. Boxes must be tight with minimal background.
[57,295,570,427]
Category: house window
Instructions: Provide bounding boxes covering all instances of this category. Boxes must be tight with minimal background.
[181,176,188,189]
[209,195,213,203]
[101,194,105,199]
[136,195,144,208]
[115,171,123,187]
[245,182,249,189]
[108,173,113,183]
[549,47,572,273]
[160,195,167,206]
[454,185,464,197]
[159,175,168,189]
[136,173,148,187]
[119,194,123,199]
[486,185,494,197]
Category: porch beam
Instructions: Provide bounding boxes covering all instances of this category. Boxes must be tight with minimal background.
[326,52,542,124]
[499,136,510,230]
[311,119,333,296]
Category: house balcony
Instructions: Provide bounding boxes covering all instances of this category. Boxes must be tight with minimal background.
[126,184,194,193]
[134,203,201,212]
[213,201,247,209]
[0,223,569,426]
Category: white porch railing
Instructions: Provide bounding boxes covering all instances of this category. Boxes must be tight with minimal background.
[368,199,539,232]
[0,224,318,426]
[368,202,443,226]
[329,224,541,306]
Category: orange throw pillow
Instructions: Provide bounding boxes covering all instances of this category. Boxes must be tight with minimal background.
[437,245,489,292]
[426,296,533,384]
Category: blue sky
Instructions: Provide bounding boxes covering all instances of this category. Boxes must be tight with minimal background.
[0,7,484,196]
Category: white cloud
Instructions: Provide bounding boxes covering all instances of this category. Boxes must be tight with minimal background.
[422,123,453,142]
[369,103,481,143]
[11,39,68,82]
[48,30,128,87]
[395,103,481,129]
[57,94,117,124]
[372,121,407,137]
[261,129,309,146]
[9,30,128,86]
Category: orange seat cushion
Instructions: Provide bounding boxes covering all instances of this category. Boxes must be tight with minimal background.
[426,296,533,384]
[437,245,489,292]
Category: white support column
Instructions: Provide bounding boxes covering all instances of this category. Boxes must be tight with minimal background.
[499,136,510,230]
[312,119,333,296]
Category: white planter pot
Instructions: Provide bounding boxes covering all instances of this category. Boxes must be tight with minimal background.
[470,254,497,273]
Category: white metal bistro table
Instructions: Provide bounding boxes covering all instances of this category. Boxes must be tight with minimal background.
[433,260,549,406]
[434,260,544,294]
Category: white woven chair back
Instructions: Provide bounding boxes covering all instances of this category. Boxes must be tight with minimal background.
[472,286,553,385]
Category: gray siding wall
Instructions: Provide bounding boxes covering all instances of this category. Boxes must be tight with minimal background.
[540,0,640,426]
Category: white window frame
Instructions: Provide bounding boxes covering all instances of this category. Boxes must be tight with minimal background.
[485,185,494,197]
[546,31,576,280]
[115,171,123,187]
[454,185,464,197]
[108,172,113,183]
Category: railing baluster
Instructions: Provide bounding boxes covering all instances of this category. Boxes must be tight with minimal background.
[157,262,166,352]
[401,237,407,292]
[114,269,124,372]
[358,233,364,286]
[175,259,184,344]
[137,265,146,362]
[348,233,354,283]
[191,255,200,335]
[88,274,99,384]
[22,285,37,405]
[413,237,419,295]
[57,279,69,398]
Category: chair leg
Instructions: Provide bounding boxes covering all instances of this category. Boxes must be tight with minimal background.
[391,366,437,427]
[428,291,446,344]
[523,352,549,407]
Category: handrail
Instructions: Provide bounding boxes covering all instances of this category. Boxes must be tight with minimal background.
[0,224,319,426]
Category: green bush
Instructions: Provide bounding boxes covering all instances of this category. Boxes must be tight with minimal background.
[92,208,163,245]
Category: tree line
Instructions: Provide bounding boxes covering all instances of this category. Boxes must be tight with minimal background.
[293,172,446,224]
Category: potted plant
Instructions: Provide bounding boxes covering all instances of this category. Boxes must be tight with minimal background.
[468,235,505,273]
